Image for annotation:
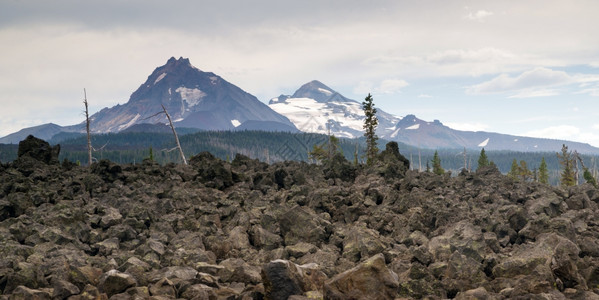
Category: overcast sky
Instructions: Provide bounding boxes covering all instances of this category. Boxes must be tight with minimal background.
[2,0,599,147]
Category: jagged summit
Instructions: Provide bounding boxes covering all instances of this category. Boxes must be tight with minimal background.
[73,57,296,133]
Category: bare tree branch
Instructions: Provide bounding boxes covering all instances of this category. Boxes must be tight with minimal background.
[161,104,187,165]
[83,89,92,167]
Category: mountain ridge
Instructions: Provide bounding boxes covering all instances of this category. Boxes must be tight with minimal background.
[1,58,598,154]
[269,81,599,154]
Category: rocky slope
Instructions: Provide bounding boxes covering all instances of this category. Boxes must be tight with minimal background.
[2,136,599,299]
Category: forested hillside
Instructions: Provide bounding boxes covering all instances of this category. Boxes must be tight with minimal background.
[1,130,597,186]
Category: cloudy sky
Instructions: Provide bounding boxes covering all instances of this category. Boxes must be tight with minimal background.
[2,0,599,147]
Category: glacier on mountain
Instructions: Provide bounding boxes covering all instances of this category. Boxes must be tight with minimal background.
[175,87,206,107]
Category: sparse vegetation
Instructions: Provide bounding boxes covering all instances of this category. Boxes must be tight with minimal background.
[362,93,379,166]
[432,150,444,175]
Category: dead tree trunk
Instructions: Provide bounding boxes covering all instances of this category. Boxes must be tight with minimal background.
[161,104,187,165]
[83,89,92,167]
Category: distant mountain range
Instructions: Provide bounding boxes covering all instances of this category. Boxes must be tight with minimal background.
[1,57,598,155]
[268,81,599,154]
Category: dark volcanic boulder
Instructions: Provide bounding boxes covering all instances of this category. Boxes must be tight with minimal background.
[278,205,332,246]
[376,141,409,180]
[190,151,234,189]
[97,270,137,297]
[261,259,327,299]
[17,135,60,165]
[324,253,399,299]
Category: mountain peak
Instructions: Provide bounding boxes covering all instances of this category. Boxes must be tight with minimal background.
[161,56,196,73]
[291,80,339,102]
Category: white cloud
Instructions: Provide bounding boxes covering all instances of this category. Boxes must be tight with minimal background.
[364,47,527,77]
[353,79,408,95]
[465,10,494,22]
[445,122,489,132]
[525,125,581,140]
[578,132,599,148]
[578,88,599,97]
[525,125,599,148]
[467,67,573,96]
[377,79,409,94]
[427,48,515,65]
[508,89,560,98]
[353,81,373,95]
[418,94,432,98]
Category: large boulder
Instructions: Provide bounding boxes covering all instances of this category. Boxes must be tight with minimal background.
[278,205,332,246]
[97,270,137,297]
[17,135,60,165]
[492,233,585,293]
[324,253,399,299]
[261,259,327,299]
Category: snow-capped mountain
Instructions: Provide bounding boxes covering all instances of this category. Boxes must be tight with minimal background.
[269,81,599,154]
[77,57,296,133]
[1,60,599,155]
[269,80,400,138]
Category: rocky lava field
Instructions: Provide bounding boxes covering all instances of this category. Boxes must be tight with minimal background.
[2,136,599,299]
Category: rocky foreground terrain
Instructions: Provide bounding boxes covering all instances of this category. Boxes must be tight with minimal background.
[2,136,599,299]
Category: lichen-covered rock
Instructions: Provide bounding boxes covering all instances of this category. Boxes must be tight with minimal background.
[9,286,51,299]
[278,205,332,246]
[324,253,399,300]
[97,270,137,297]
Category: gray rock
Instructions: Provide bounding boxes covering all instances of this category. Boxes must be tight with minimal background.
[97,269,137,297]
[261,259,327,300]
[51,279,80,299]
[9,285,51,300]
[278,205,331,246]
[324,253,398,300]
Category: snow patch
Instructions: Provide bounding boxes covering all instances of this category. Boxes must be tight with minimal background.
[231,120,241,127]
[269,97,364,137]
[173,118,184,122]
[514,139,518,142]
[176,87,206,107]
[478,138,490,147]
[117,114,141,131]
[406,124,420,130]
[318,88,333,96]
[390,128,401,138]
[210,76,218,85]
[154,73,167,84]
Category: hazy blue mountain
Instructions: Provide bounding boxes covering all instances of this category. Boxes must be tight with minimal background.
[0,123,64,144]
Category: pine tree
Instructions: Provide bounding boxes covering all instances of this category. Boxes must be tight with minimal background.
[432,150,444,175]
[557,144,576,187]
[518,160,532,181]
[538,157,549,184]
[148,146,154,161]
[508,159,519,180]
[477,148,489,171]
[309,135,341,164]
[583,168,597,188]
[362,93,379,165]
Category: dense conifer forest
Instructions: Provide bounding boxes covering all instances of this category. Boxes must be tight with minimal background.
[1,130,597,186]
